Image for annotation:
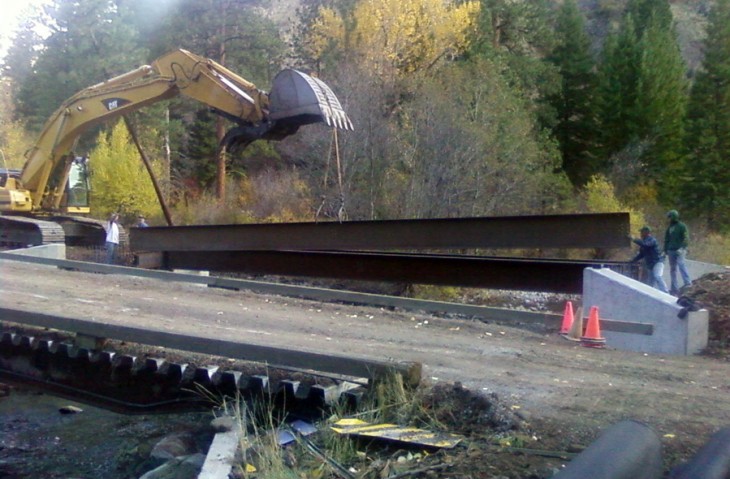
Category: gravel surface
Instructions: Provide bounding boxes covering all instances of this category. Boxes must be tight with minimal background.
[1,259,730,477]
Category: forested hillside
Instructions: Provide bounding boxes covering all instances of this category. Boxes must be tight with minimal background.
[0,0,728,262]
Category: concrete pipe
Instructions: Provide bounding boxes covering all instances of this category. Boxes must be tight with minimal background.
[669,427,730,479]
[553,420,662,479]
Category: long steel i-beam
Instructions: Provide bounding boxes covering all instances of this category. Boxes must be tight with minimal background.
[160,250,634,294]
[131,213,630,252]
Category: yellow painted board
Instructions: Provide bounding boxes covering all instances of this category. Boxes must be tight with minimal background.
[331,419,463,449]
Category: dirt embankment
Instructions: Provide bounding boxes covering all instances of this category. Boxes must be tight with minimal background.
[683,271,730,348]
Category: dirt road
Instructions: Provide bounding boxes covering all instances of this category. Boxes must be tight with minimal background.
[2,259,730,470]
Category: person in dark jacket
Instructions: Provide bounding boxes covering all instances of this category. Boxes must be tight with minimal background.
[664,210,691,295]
[631,226,668,293]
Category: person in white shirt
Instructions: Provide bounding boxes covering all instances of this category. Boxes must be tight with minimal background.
[105,213,120,264]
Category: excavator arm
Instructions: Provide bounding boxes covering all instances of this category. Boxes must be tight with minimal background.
[18,49,353,212]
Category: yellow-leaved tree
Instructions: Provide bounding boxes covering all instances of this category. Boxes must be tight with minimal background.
[582,175,647,259]
[89,120,161,221]
[306,0,480,76]
[0,77,32,168]
[584,175,646,234]
[0,120,33,169]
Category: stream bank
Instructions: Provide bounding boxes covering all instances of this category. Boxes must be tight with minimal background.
[0,384,213,478]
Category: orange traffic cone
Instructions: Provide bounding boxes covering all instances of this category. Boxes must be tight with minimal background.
[559,301,575,336]
[581,306,606,348]
[559,301,574,336]
[565,306,583,342]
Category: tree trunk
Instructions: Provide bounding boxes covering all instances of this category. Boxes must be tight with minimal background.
[215,1,227,201]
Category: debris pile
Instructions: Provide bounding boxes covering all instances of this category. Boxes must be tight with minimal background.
[682,271,730,345]
[423,382,526,435]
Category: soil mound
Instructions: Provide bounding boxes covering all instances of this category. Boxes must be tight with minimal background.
[682,270,730,344]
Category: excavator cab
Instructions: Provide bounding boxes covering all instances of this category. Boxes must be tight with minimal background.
[65,157,91,213]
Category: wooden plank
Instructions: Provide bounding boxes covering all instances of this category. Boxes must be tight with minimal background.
[600,319,654,335]
[543,314,654,335]
[198,429,241,479]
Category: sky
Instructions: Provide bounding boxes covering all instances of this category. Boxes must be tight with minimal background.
[0,0,48,61]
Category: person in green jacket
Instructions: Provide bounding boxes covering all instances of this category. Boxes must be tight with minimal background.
[664,210,691,295]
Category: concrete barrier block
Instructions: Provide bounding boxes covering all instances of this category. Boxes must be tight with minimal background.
[583,268,708,355]
[7,244,66,259]
[173,269,210,277]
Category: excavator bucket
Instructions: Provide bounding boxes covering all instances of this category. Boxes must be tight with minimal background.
[221,69,352,150]
[269,70,353,133]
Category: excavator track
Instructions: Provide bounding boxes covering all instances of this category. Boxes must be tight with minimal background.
[0,215,65,247]
[50,215,128,246]
[0,215,127,247]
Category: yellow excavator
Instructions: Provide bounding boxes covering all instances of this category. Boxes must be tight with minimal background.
[0,49,352,246]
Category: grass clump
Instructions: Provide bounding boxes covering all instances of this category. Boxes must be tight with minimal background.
[211,370,444,478]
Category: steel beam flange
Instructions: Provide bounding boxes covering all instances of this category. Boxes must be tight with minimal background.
[191,366,220,387]
[134,357,166,374]
[1,330,374,414]
[12,334,33,348]
[341,388,366,409]
[31,338,53,351]
[278,379,315,402]
[242,374,270,395]
[212,370,244,396]
[49,342,68,355]
[67,346,91,361]
[90,350,115,366]
[156,362,188,382]
[112,354,137,370]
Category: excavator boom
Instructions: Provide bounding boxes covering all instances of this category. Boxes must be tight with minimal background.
[0,49,352,246]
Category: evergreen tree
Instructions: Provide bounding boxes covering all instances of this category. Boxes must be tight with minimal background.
[626,0,673,35]
[548,0,599,185]
[147,0,283,88]
[182,108,219,189]
[469,0,560,130]
[596,1,688,191]
[597,17,642,161]
[636,16,688,182]
[2,16,44,103]
[470,0,554,57]
[143,0,285,197]
[680,0,730,229]
[13,0,146,133]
